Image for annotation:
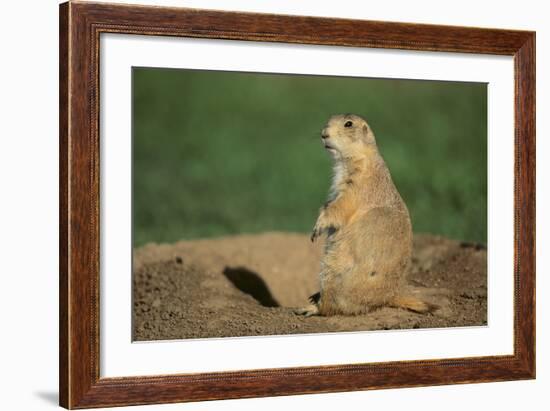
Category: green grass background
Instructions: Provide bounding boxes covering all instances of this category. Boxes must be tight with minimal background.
[133,68,487,247]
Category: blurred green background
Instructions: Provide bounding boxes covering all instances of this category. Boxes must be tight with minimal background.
[133,68,487,247]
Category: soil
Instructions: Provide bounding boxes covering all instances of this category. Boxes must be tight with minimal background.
[133,232,487,341]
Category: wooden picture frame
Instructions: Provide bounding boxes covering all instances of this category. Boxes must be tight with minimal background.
[59,1,535,408]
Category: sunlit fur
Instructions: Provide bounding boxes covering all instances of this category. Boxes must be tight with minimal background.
[297,114,435,316]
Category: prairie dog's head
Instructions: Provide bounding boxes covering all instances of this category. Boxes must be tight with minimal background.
[320,114,376,159]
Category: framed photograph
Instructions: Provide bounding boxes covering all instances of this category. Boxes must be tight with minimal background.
[59,1,535,408]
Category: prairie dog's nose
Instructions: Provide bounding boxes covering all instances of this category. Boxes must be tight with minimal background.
[321,128,330,139]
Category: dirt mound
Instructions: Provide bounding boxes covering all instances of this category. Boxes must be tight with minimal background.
[133,233,487,340]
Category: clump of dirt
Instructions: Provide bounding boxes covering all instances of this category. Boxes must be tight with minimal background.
[133,232,487,341]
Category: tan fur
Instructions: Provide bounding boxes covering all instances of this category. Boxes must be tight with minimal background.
[297,114,436,317]
[389,295,438,314]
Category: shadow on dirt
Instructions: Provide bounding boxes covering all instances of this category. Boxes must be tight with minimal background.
[223,266,280,307]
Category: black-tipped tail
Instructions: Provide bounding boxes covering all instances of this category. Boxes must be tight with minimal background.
[390,295,439,314]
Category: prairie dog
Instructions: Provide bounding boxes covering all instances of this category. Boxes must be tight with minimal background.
[296,114,435,316]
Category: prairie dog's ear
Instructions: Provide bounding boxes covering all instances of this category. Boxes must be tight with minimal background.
[362,123,376,144]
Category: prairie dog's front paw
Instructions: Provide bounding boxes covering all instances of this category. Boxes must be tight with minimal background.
[310,227,319,242]
[311,210,333,242]
[311,220,326,242]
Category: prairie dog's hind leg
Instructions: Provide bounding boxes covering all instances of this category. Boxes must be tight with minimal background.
[294,292,321,317]
[294,304,320,317]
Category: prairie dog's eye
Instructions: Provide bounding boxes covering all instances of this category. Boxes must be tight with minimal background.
[344,121,353,128]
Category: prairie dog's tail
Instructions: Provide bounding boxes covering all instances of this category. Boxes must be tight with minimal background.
[390,295,439,314]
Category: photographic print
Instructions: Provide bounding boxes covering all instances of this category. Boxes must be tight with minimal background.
[131,68,487,341]
[60,3,535,407]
